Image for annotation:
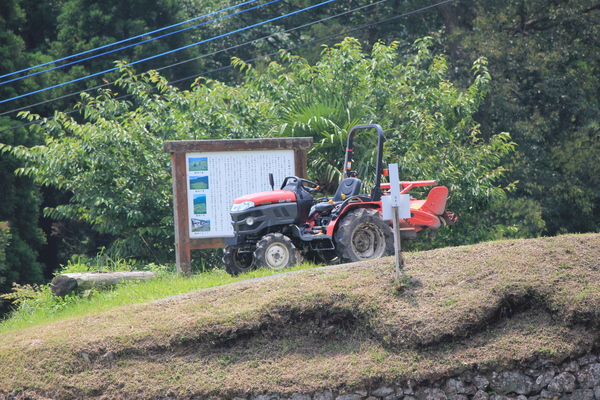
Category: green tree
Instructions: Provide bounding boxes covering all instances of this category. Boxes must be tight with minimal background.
[50,0,199,83]
[241,38,516,245]
[3,38,514,262]
[0,118,45,294]
[5,65,276,261]
[0,1,47,303]
[0,0,208,279]
[0,222,9,284]
[0,222,9,314]
[424,0,600,236]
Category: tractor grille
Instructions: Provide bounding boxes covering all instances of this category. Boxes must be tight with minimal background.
[273,207,290,218]
[235,210,263,222]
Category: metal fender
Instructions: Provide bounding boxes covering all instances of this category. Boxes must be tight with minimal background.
[325,203,380,236]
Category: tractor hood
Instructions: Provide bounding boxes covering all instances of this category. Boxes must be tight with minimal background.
[228,189,299,240]
[232,190,296,209]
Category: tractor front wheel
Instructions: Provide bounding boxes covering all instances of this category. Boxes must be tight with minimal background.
[254,233,302,271]
[223,246,255,276]
[334,208,393,262]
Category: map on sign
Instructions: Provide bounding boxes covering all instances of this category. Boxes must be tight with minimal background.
[186,150,295,238]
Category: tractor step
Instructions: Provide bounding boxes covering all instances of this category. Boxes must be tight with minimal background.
[308,239,335,252]
[400,228,418,239]
[292,225,332,241]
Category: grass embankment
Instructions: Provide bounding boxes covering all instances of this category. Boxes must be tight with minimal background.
[0,263,319,333]
[1,233,600,400]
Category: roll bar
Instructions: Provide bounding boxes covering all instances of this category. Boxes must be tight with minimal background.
[344,124,386,201]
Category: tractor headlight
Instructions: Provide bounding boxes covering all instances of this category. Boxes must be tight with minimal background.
[245,217,255,226]
[231,201,255,212]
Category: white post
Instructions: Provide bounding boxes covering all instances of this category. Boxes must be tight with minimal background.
[388,164,404,281]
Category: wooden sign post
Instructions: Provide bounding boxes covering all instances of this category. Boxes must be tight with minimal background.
[163,137,313,276]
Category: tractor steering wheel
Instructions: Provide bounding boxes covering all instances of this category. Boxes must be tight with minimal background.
[280,176,320,194]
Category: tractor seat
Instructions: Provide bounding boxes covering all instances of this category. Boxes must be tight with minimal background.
[333,178,362,203]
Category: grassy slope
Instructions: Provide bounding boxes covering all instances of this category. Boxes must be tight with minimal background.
[1,233,599,400]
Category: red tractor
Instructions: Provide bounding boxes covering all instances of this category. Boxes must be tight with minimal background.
[223,124,457,275]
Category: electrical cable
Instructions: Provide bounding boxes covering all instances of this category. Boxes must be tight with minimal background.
[0,85,101,118]
[307,0,454,42]
[0,0,337,106]
[0,0,387,118]
[157,0,389,74]
[0,0,454,125]
[172,0,455,84]
[0,0,262,80]
[0,0,282,87]
[0,0,387,119]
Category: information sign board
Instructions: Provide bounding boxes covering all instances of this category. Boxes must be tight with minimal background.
[163,137,312,275]
[185,150,295,238]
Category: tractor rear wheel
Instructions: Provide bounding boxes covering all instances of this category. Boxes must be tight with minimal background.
[334,208,393,262]
[254,233,302,271]
[223,245,255,276]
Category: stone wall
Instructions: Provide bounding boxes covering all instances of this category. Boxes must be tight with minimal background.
[195,351,600,400]
[4,352,600,400]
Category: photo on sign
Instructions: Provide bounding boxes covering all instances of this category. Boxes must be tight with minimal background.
[193,194,207,214]
[189,157,208,171]
[190,175,209,190]
[191,218,210,232]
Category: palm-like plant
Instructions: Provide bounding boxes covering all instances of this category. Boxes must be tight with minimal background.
[271,92,377,193]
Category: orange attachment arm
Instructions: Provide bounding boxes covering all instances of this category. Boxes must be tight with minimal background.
[380,180,438,191]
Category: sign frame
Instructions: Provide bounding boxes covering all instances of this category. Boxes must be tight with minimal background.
[163,137,313,276]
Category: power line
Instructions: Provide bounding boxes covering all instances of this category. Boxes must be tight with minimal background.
[0,0,448,134]
[0,0,282,88]
[3,4,379,120]
[0,0,453,122]
[319,0,454,40]
[0,0,386,118]
[173,0,455,83]
[0,85,102,118]
[0,0,262,81]
[0,0,337,106]
[158,0,390,75]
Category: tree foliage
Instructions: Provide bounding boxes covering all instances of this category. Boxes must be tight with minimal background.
[0,0,208,294]
[3,0,596,278]
[0,222,9,285]
[3,38,514,261]
[433,0,600,236]
[0,118,45,294]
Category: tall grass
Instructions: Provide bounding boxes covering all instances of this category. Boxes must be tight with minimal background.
[0,258,320,334]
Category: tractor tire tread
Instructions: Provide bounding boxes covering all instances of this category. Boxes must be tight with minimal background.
[334,208,393,263]
[254,233,303,270]
[223,245,255,276]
